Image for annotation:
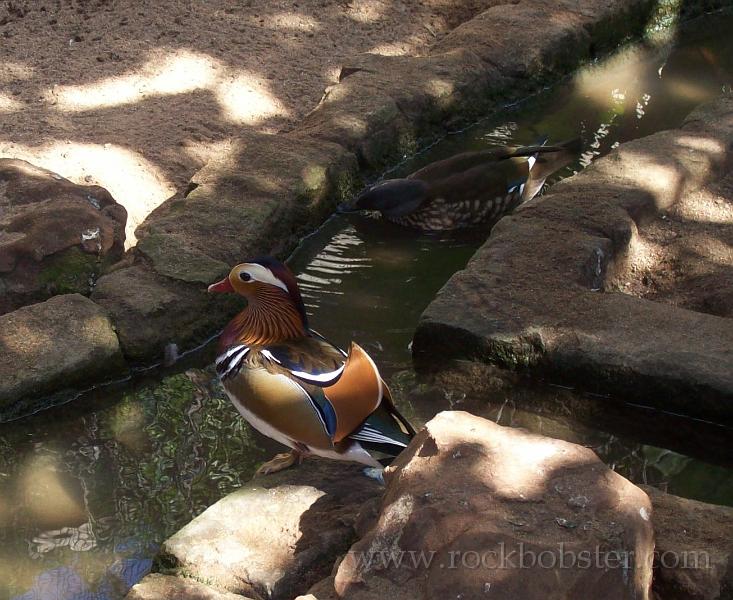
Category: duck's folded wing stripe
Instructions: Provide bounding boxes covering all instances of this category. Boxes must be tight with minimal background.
[290,363,345,385]
[350,424,408,447]
[290,380,337,438]
[217,346,250,379]
[261,346,346,386]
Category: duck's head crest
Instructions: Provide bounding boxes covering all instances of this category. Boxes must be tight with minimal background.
[208,257,308,327]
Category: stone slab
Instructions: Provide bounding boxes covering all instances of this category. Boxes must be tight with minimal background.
[0,293,124,420]
[157,459,382,600]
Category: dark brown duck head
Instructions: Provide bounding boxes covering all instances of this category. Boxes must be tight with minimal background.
[208,257,308,348]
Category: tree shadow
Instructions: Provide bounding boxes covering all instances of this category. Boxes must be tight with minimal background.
[0,0,504,238]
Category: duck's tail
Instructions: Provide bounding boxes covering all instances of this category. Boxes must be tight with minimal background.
[349,382,416,466]
[514,137,583,201]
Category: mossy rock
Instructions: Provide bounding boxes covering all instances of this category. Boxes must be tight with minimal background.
[37,246,99,296]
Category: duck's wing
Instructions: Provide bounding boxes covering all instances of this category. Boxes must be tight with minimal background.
[354,179,430,217]
[408,147,514,182]
[259,337,408,445]
[260,332,347,387]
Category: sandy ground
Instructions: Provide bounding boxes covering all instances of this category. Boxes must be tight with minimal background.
[0,0,497,243]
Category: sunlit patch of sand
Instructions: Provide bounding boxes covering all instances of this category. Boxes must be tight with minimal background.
[346,0,387,23]
[0,140,175,247]
[46,49,290,127]
[0,60,35,82]
[267,12,320,31]
[0,93,23,112]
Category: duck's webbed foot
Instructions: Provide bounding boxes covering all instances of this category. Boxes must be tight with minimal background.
[362,467,385,485]
[256,449,303,475]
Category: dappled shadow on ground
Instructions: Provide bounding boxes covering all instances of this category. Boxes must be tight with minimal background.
[620,172,733,317]
[0,0,502,245]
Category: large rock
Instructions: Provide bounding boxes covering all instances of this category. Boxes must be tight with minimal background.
[412,97,733,426]
[328,411,654,600]
[433,0,654,79]
[91,264,238,362]
[0,159,127,314]
[136,133,358,269]
[157,459,382,600]
[642,486,733,600]
[0,293,124,420]
[126,574,251,600]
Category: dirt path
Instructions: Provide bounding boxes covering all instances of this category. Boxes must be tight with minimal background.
[0,0,498,243]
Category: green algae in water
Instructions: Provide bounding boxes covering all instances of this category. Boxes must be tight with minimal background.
[0,369,267,597]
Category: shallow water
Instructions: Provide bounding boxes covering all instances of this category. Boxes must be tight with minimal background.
[2,12,733,600]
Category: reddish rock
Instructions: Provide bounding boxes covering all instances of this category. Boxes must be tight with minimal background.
[329,411,653,600]
[0,159,126,313]
[642,486,733,600]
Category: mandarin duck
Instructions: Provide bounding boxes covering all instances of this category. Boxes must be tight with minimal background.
[349,138,582,231]
[208,257,415,476]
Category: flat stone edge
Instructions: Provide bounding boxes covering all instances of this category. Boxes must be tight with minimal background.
[2,0,720,417]
[126,573,251,600]
[0,293,125,420]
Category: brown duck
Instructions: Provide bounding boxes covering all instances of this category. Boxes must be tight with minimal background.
[350,138,582,231]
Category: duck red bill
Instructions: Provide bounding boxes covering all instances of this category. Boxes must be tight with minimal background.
[207,277,234,293]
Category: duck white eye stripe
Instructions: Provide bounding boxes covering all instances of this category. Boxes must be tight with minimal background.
[240,264,289,293]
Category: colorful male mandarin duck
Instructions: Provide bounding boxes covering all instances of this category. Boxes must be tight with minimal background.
[208,257,415,475]
[350,138,582,232]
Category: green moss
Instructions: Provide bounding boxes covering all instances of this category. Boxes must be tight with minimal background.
[38,246,98,295]
[645,0,732,34]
